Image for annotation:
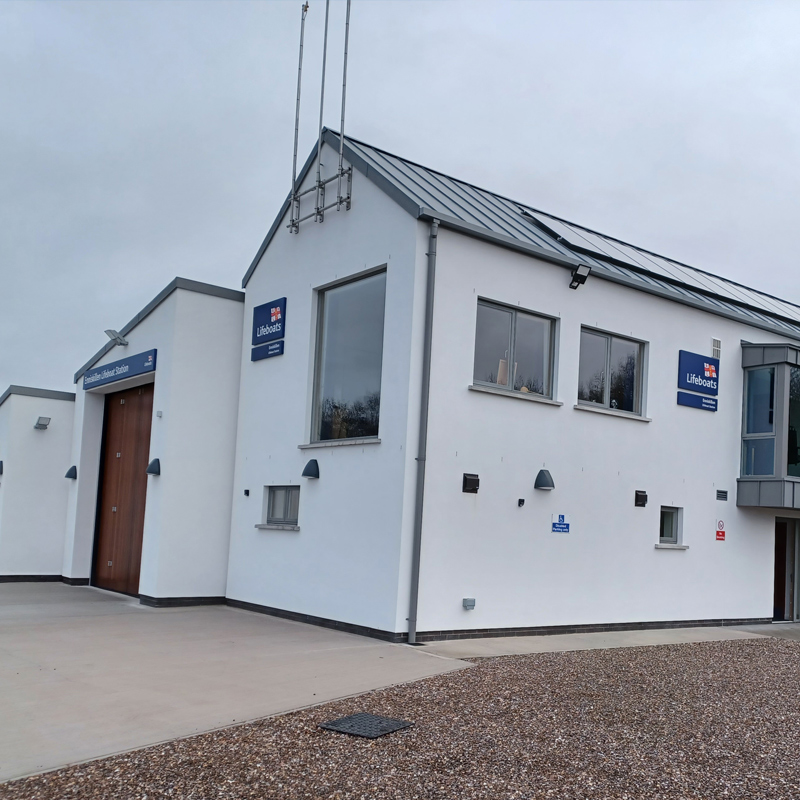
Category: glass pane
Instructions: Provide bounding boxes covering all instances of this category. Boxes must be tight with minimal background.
[743,438,775,476]
[513,313,551,396]
[789,368,800,478]
[269,488,287,522]
[609,337,639,413]
[746,367,775,434]
[660,508,677,542]
[473,304,513,387]
[578,330,607,405]
[287,487,300,524]
[316,272,386,440]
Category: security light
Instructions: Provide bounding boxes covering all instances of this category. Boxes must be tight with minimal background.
[302,458,320,479]
[65,466,77,479]
[569,264,591,290]
[34,417,51,430]
[104,329,129,346]
[534,469,555,490]
[145,458,161,476]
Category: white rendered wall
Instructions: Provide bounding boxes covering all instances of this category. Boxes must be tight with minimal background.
[0,394,74,576]
[226,144,427,634]
[62,288,243,599]
[416,228,799,633]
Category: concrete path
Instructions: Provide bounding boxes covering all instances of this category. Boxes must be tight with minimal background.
[0,584,467,783]
[422,625,767,659]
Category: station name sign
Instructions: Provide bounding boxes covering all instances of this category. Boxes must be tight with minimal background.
[251,297,287,361]
[676,350,719,412]
[83,349,157,390]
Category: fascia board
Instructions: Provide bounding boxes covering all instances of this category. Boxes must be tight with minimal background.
[0,385,76,409]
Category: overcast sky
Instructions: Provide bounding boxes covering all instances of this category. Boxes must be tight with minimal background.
[2,0,799,391]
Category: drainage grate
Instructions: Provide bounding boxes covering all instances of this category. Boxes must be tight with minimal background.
[320,712,413,739]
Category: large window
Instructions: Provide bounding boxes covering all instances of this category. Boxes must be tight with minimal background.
[577,329,643,414]
[313,271,387,441]
[742,367,776,476]
[472,301,554,397]
[788,367,800,478]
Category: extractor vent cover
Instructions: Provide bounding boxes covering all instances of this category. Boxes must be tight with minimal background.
[716,490,728,501]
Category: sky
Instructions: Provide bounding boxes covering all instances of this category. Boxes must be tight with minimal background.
[2,0,799,392]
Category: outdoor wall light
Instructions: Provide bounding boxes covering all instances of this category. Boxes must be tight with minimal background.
[34,417,51,430]
[635,490,648,507]
[569,264,591,290]
[462,598,476,611]
[462,473,480,494]
[302,458,320,479]
[518,498,525,507]
[145,458,161,476]
[534,469,555,490]
[65,466,77,480]
[104,329,129,346]
[0,461,3,476]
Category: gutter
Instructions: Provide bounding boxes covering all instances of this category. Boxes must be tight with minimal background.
[407,218,439,645]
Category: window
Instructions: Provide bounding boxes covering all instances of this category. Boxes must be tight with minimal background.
[472,301,554,397]
[789,367,800,478]
[742,367,776,476]
[313,271,387,441]
[578,329,643,414]
[659,506,682,544]
[266,486,300,525]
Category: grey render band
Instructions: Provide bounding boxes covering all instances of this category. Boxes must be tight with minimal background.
[0,385,76,409]
[74,277,245,383]
[242,129,800,344]
[737,342,800,509]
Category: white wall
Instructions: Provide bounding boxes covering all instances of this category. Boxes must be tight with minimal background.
[417,228,799,633]
[0,393,74,576]
[62,286,243,599]
[226,143,427,633]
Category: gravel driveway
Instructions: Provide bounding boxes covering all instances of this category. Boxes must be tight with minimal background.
[4,638,800,800]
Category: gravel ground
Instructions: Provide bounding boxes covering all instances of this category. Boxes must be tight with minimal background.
[4,638,800,800]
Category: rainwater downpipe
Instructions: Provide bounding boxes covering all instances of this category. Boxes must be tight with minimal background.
[407,218,439,645]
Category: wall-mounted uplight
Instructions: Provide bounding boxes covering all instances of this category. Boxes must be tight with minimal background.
[34,417,51,430]
[302,458,320,479]
[534,469,555,491]
[569,264,591,290]
[145,458,161,476]
[104,329,129,346]
[65,466,78,480]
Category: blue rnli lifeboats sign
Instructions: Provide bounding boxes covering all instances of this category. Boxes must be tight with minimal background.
[252,298,286,346]
[83,349,157,389]
[678,350,719,396]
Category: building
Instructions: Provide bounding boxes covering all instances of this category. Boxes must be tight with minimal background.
[2,131,799,642]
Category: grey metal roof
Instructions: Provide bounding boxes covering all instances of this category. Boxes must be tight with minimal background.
[74,277,244,383]
[243,129,800,342]
[0,385,75,409]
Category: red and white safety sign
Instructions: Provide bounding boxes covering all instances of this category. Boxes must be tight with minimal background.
[716,520,725,541]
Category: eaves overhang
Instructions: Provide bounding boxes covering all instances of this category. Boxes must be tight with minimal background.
[0,385,76,410]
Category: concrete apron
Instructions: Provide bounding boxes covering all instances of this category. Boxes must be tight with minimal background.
[0,584,468,783]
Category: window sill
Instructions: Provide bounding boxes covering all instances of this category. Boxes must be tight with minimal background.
[468,384,562,406]
[298,437,380,450]
[255,524,300,532]
[573,404,651,423]
[654,543,689,550]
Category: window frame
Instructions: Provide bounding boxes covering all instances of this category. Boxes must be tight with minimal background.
[472,298,557,400]
[265,485,300,526]
[311,268,388,443]
[577,326,646,416]
[741,366,777,477]
[659,506,682,545]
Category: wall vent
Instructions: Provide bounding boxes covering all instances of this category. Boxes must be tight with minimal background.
[716,489,728,501]
[712,338,722,360]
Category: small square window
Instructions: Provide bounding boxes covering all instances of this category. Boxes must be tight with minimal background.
[266,486,300,525]
[659,506,682,544]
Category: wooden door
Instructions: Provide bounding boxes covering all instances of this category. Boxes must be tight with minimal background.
[93,383,154,595]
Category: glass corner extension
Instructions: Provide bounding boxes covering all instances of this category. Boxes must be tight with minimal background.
[742,366,776,477]
[789,367,800,478]
[743,438,776,477]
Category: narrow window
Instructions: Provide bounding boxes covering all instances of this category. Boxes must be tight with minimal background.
[578,329,643,414]
[313,271,387,441]
[266,486,300,525]
[659,506,681,544]
[473,301,554,397]
[789,367,800,478]
[742,367,776,476]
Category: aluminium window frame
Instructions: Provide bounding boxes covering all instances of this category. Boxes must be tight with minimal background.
[659,506,682,545]
[473,298,557,400]
[265,485,300,526]
[741,365,778,478]
[310,266,388,444]
[577,326,646,416]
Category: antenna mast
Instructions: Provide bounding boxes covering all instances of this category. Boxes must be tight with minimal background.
[337,0,352,210]
[314,0,331,222]
[289,2,309,234]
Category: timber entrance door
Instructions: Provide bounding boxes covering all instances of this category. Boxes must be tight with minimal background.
[92,383,154,595]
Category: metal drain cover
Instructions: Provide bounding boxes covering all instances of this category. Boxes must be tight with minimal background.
[320,712,413,739]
